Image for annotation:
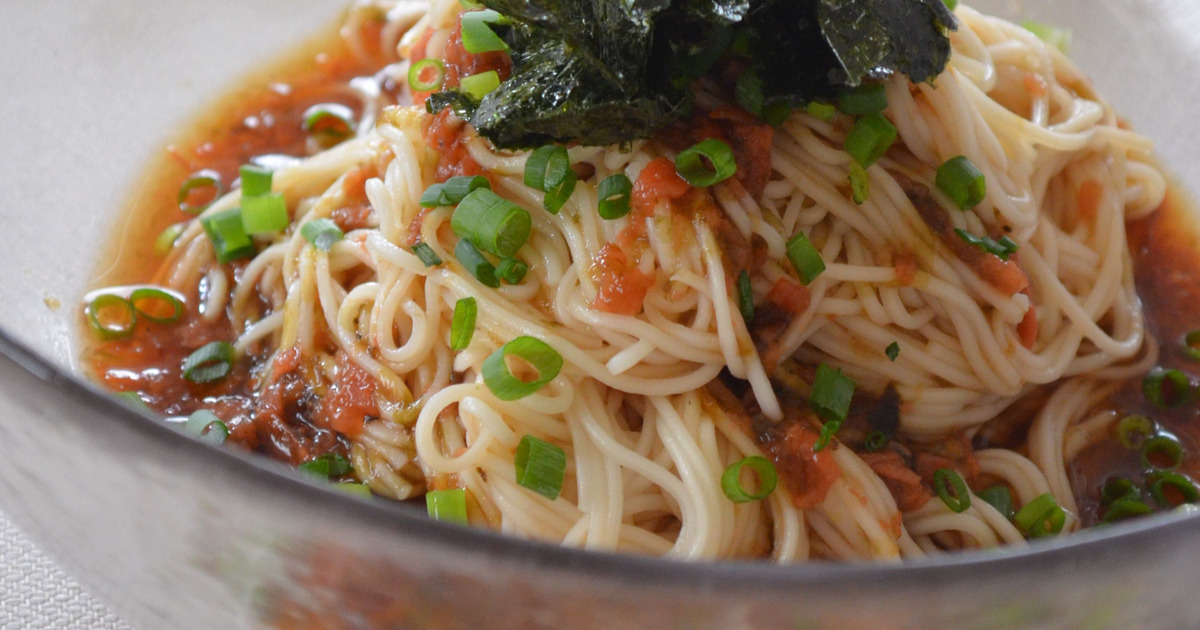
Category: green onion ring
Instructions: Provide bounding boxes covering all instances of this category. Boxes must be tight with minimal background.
[933,468,971,513]
[407,58,446,92]
[85,294,137,341]
[177,170,223,214]
[129,287,186,324]
[481,336,563,401]
[720,456,778,503]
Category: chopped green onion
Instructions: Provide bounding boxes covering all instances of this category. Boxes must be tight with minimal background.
[178,171,223,214]
[496,257,528,284]
[459,9,509,54]
[933,468,971,513]
[302,103,356,145]
[848,161,870,204]
[597,174,633,220]
[515,435,567,500]
[407,58,446,92]
[937,156,987,209]
[844,113,897,167]
[835,84,888,116]
[420,175,491,207]
[239,164,273,198]
[1102,499,1152,524]
[1022,20,1072,55]
[810,364,855,448]
[300,218,344,252]
[541,169,577,214]
[411,242,443,267]
[1142,434,1184,470]
[115,391,151,412]
[460,70,501,101]
[85,294,137,341]
[1143,367,1193,408]
[785,232,825,285]
[978,485,1014,520]
[675,138,737,188]
[815,419,843,452]
[426,488,469,524]
[720,456,778,503]
[451,189,531,258]
[942,0,957,11]
[885,341,900,361]
[1100,477,1140,506]
[154,222,187,255]
[1014,493,1066,538]
[331,483,373,498]
[450,297,478,351]
[806,100,837,122]
[201,207,255,263]
[129,287,185,324]
[184,409,228,445]
[862,431,889,452]
[1115,414,1154,450]
[482,336,563,401]
[524,145,571,192]
[241,193,289,234]
[1150,472,1200,506]
[181,341,236,384]
[455,239,500,288]
[1182,330,1200,362]
[736,270,754,322]
[299,453,353,479]
[954,229,1019,261]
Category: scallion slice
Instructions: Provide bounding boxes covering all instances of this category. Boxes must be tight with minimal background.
[736,270,754,322]
[1143,367,1193,408]
[239,164,273,197]
[85,294,137,340]
[299,452,353,479]
[455,239,500,288]
[181,341,236,383]
[885,341,900,361]
[515,434,567,500]
[1115,414,1154,450]
[496,257,528,284]
[450,297,477,351]
[331,483,373,499]
[1150,472,1200,506]
[933,468,971,513]
[426,488,469,524]
[810,363,855,441]
[942,0,957,10]
[1101,477,1140,506]
[806,100,837,122]
[785,232,825,285]
[420,175,491,208]
[675,138,737,188]
[977,485,1014,520]
[1142,434,1184,470]
[541,170,577,214]
[844,113,897,167]
[835,84,888,116]
[451,189,531,258]
[1014,493,1066,538]
[954,229,1019,261]
[524,145,571,192]
[201,207,255,263]
[1022,20,1072,54]
[154,222,186,255]
[482,336,563,400]
[184,409,229,445]
[937,156,987,209]
[597,174,633,220]
[815,419,843,453]
[178,171,223,214]
[129,287,185,324]
[241,192,289,234]
[459,9,508,54]
[301,218,344,252]
[407,58,446,92]
[720,456,778,503]
[460,70,501,101]
[1183,330,1200,362]
[411,242,443,267]
[1102,499,1152,524]
[848,161,870,204]
[302,103,356,145]
[862,431,888,453]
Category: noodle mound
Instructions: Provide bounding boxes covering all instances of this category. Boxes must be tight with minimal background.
[147,2,1167,561]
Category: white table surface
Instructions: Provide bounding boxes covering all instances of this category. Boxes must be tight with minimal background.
[0,509,130,630]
